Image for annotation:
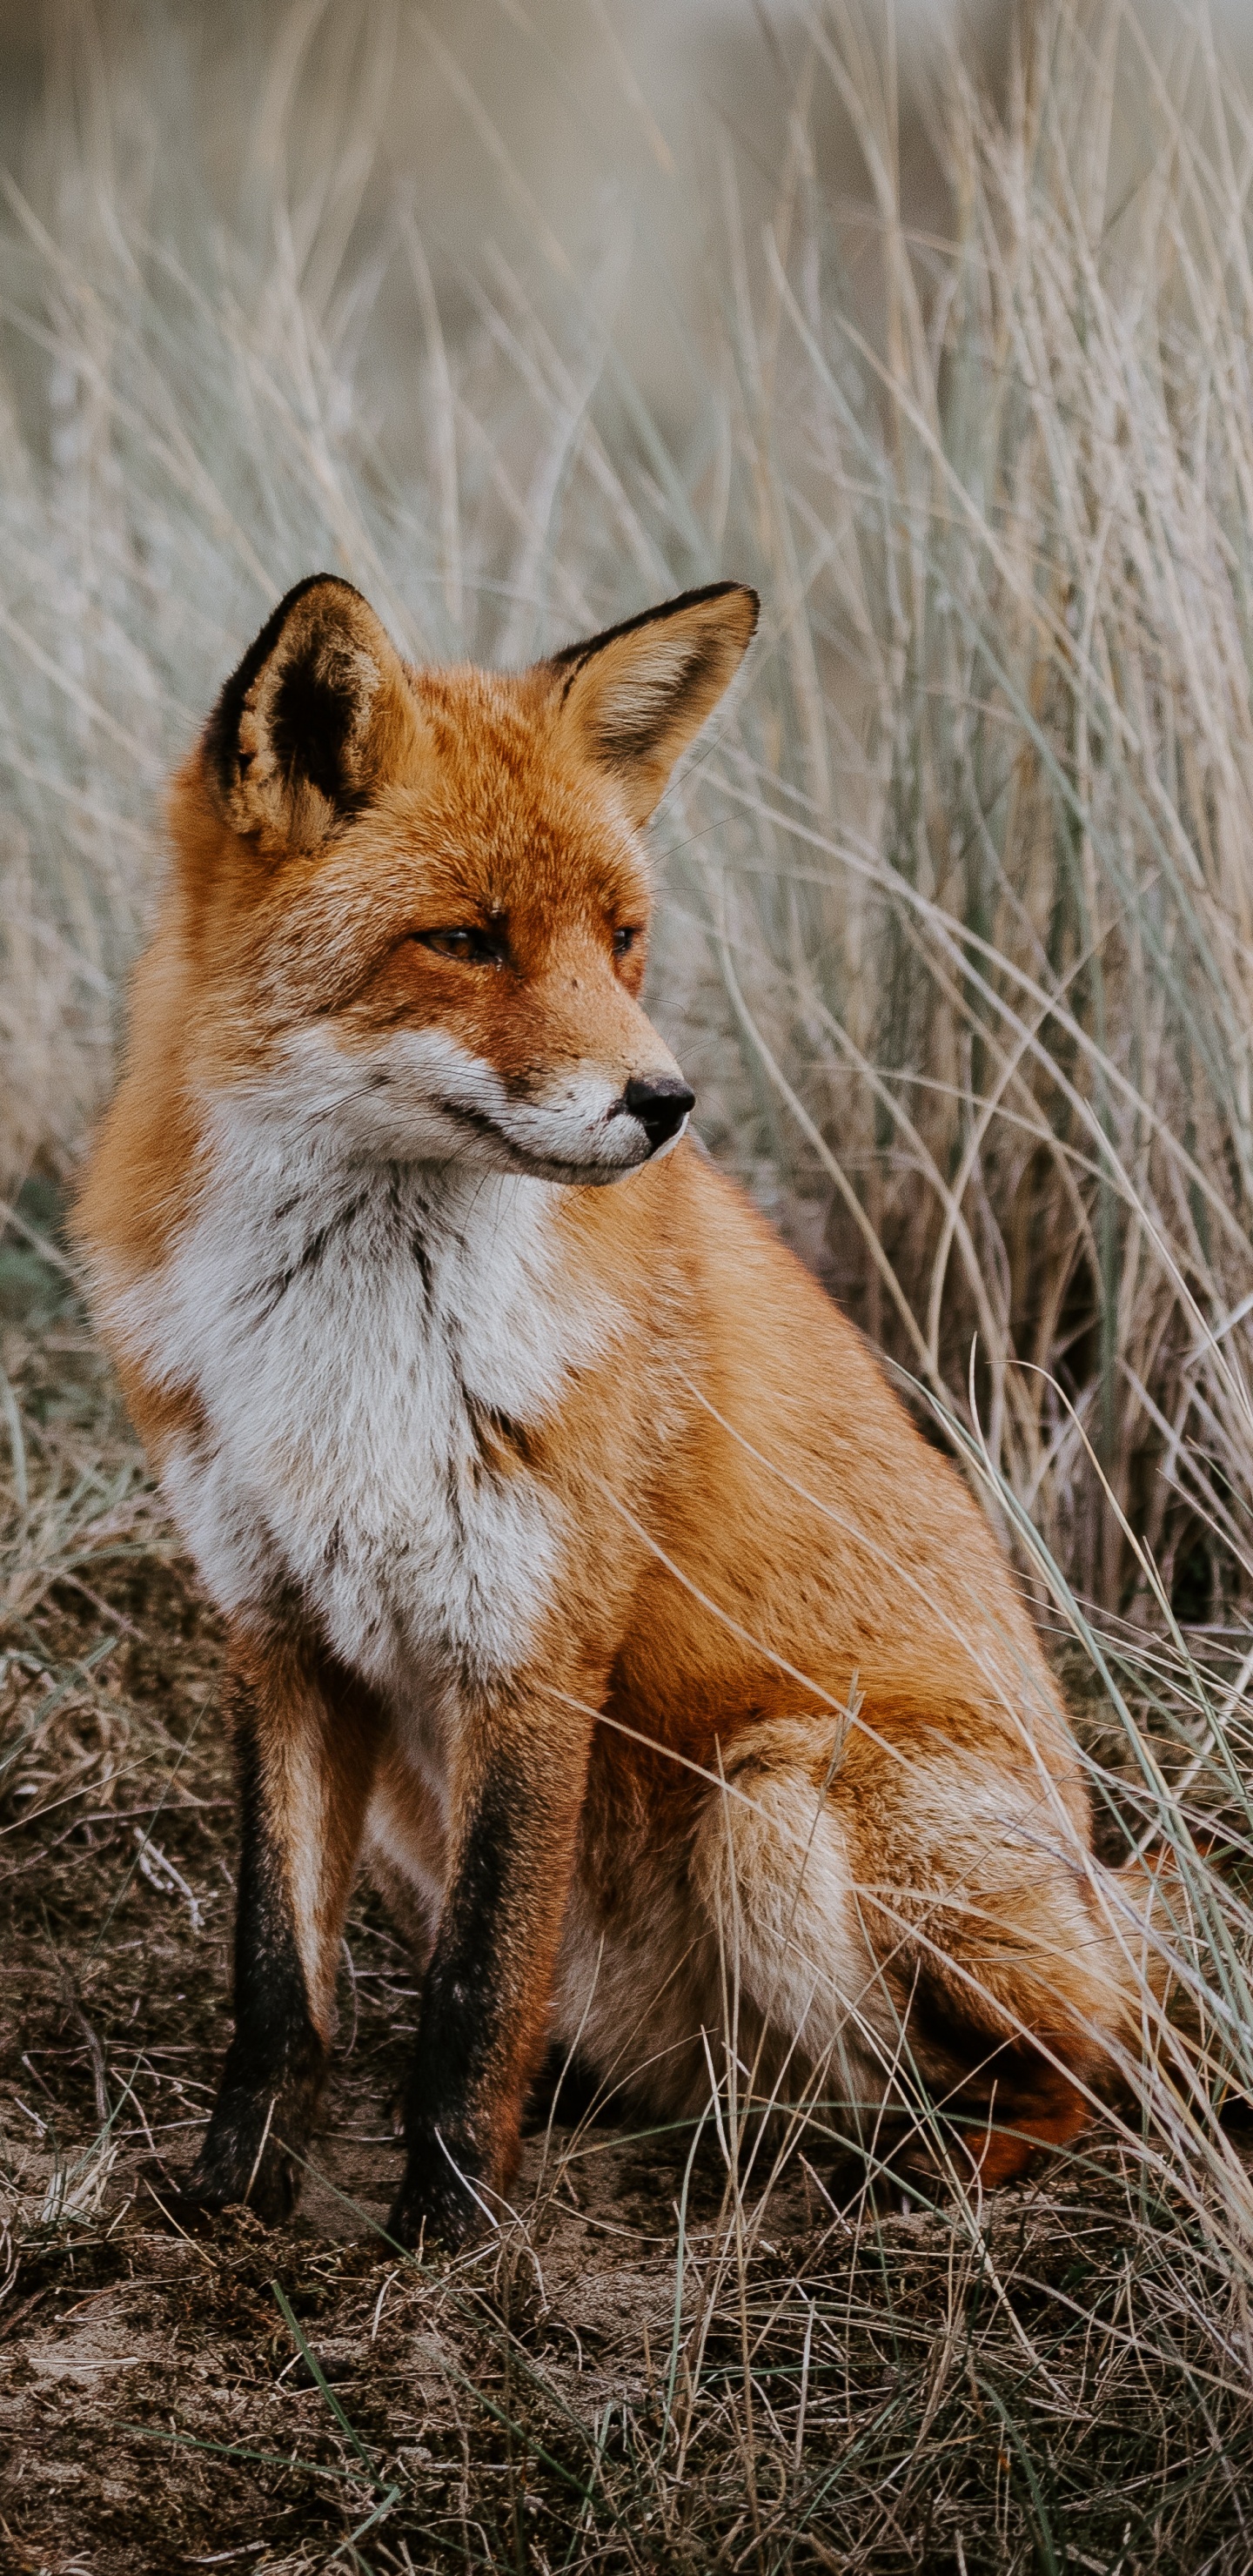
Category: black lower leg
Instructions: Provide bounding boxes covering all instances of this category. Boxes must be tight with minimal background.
[387,1755,543,2250]
[186,1692,325,2224]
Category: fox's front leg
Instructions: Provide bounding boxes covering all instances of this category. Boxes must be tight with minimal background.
[388,1687,593,2249]
[185,1632,383,2224]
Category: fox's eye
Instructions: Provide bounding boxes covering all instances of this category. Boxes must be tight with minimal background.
[413,926,504,966]
[417,929,473,960]
[613,925,641,958]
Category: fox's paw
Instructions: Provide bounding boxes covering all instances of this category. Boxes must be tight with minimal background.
[386,2129,498,2252]
[139,2162,294,2235]
[175,2086,309,2226]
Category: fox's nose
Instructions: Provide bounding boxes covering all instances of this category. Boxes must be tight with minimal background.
[621,1075,695,1153]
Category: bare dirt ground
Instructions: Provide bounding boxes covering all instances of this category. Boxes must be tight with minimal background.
[3,1216,1253,2575]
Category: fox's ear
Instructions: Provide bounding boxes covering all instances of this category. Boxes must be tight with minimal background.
[204,575,420,853]
[545,581,758,824]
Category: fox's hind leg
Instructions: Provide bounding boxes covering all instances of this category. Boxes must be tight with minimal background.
[184,1630,384,2224]
[691,1710,1121,2186]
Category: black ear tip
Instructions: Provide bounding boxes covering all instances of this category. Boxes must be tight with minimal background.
[203,574,369,804]
[547,577,762,680]
[675,576,759,637]
[695,578,759,640]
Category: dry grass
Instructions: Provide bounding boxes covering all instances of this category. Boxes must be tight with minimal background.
[3,1,1253,2567]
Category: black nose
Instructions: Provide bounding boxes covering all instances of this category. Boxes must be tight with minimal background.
[622,1075,695,1153]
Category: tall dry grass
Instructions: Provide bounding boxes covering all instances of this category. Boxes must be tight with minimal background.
[661,3,1253,1630]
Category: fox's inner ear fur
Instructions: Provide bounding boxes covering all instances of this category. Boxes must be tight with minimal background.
[546,581,758,824]
[204,574,419,853]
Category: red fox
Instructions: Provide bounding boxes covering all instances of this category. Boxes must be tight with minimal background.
[77,574,1145,2245]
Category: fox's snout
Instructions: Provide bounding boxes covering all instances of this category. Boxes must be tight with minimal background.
[615,1075,695,1153]
[500,954,695,1180]
[378,1016,695,1188]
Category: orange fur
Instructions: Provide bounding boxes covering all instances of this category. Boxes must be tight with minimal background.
[77,575,1134,2242]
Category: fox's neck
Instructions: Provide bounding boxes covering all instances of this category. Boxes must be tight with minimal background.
[187,1109,567,1359]
[197,1092,550,1277]
[106,1104,606,1684]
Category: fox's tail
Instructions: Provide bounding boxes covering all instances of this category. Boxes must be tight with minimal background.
[1097,1829,1244,2111]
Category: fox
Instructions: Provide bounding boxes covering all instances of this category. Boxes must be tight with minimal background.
[77,571,1152,2249]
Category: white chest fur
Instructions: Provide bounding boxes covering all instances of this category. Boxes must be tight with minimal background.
[107,1114,615,1698]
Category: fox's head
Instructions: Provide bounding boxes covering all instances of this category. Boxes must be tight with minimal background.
[177,574,757,1186]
